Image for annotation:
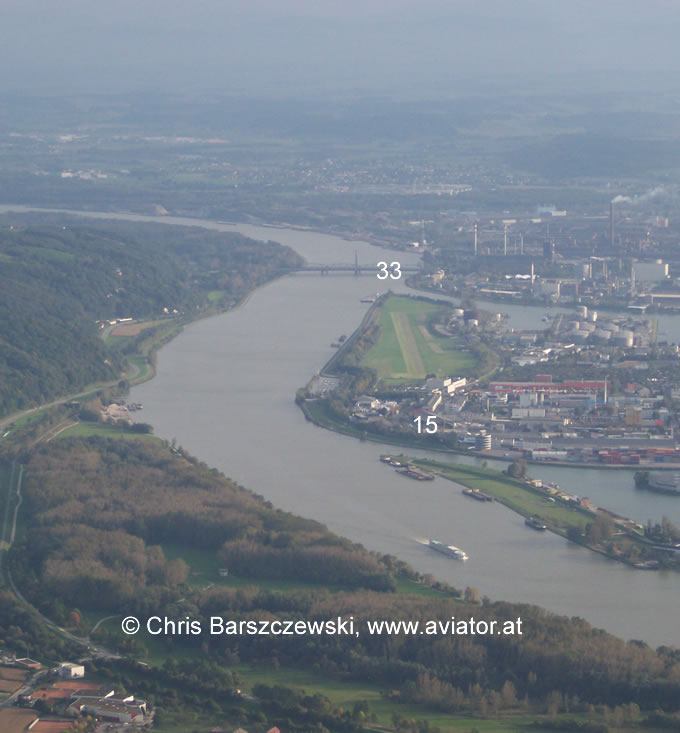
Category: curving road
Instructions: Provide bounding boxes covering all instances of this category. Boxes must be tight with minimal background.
[0,360,142,434]
[1,463,120,660]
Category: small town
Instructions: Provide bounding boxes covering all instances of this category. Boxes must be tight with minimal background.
[0,653,152,731]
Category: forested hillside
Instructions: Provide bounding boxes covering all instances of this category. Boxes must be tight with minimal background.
[0,219,302,416]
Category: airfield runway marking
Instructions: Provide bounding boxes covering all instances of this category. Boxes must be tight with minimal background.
[391,312,425,378]
[418,324,445,354]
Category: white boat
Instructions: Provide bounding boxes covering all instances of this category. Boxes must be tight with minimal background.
[428,539,469,561]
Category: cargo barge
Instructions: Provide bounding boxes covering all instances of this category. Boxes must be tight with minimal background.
[396,467,435,481]
[525,516,547,531]
[462,488,493,502]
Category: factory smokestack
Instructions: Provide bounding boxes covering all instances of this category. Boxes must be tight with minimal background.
[609,201,614,249]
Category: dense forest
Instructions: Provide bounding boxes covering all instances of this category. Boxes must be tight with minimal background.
[0,217,302,416]
[0,589,81,662]
[10,438,394,618]
[9,437,680,721]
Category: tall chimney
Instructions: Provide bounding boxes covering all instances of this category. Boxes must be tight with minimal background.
[473,223,478,255]
[609,201,614,249]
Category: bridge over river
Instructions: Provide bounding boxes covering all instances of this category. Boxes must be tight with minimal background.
[291,255,421,276]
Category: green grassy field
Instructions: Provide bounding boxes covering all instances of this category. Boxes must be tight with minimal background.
[208,665,600,733]
[161,542,354,593]
[207,289,227,304]
[127,355,152,382]
[11,409,68,431]
[56,421,160,442]
[22,245,75,261]
[126,655,604,733]
[161,542,445,599]
[362,296,477,383]
[409,457,591,532]
[0,466,14,556]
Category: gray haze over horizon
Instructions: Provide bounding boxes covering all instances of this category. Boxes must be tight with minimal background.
[3,0,680,97]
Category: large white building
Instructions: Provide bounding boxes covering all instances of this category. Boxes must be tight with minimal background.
[68,693,147,724]
[424,376,467,395]
[633,260,669,283]
[58,662,84,679]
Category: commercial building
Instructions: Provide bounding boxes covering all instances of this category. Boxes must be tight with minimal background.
[58,662,85,679]
[489,379,606,394]
[68,693,147,725]
[632,261,669,283]
[424,376,467,395]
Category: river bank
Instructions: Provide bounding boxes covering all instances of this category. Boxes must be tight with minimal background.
[300,392,680,471]
[400,456,668,571]
[3,205,680,646]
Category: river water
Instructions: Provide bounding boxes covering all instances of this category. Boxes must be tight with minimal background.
[2,205,679,647]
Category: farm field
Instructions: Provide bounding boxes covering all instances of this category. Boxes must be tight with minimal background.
[361,295,477,383]
[0,665,28,694]
[0,708,38,733]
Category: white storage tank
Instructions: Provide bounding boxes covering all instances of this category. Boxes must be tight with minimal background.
[588,310,598,322]
[592,328,611,342]
[614,330,634,347]
[475,433,492,451]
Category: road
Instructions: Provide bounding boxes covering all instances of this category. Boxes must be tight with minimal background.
[0,357,148,661]
[1,464,120,661]
[6,562,119,659]
[0,463,20,585]
[0,669,47,709]
[0,359,141,434]
[90,615,121,634]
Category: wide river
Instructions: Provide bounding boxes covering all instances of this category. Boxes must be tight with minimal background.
[2,205,679,647]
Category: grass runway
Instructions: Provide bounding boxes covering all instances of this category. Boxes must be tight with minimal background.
[361,295,478,384]
[390,311,426,378]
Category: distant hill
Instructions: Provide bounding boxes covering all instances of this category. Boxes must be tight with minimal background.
[0,220,302,416]
[508,133,680,178]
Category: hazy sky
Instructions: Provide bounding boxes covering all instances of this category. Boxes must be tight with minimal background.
[3,0,680,96]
